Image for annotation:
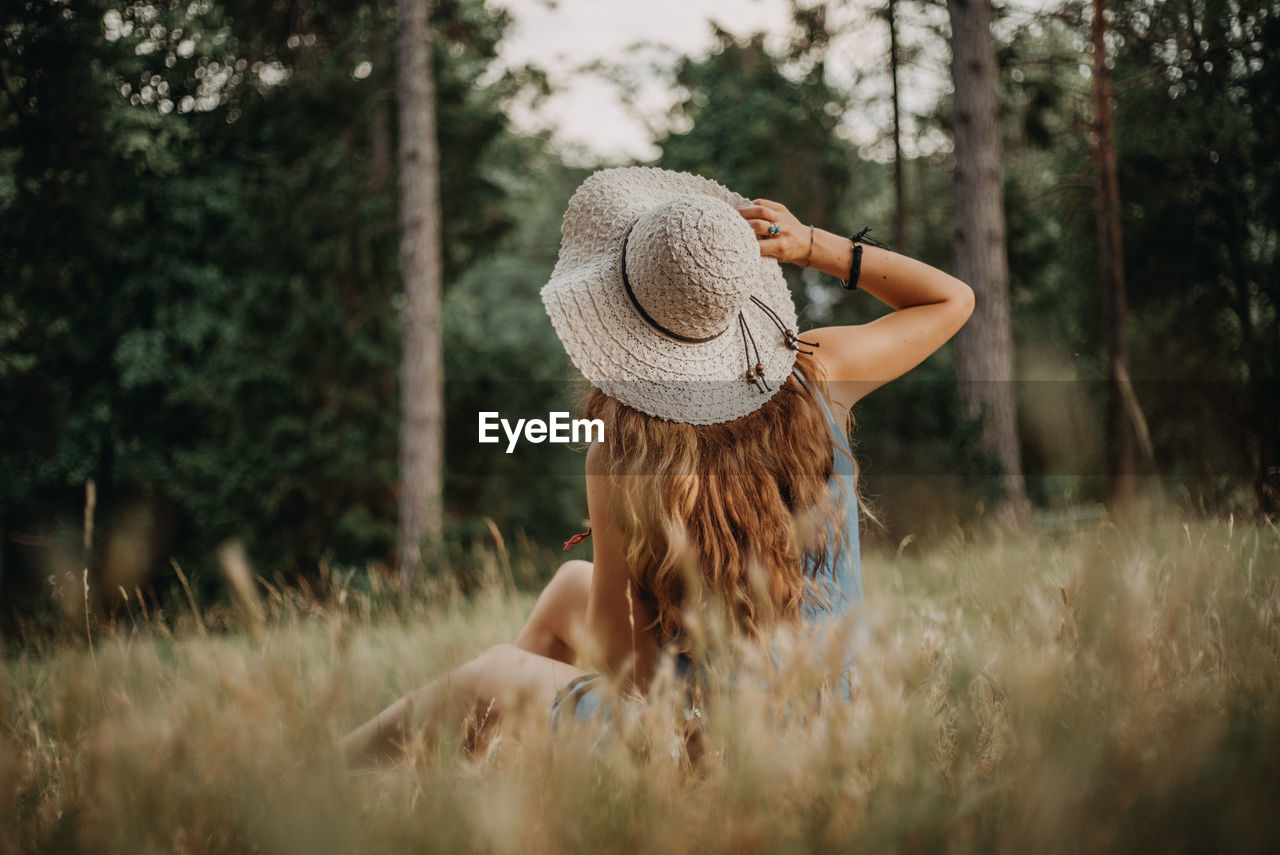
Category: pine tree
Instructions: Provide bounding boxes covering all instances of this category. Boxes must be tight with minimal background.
[946,0,1029,524]
[395,0,445,588]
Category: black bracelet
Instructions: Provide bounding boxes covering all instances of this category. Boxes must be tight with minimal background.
[839,227,889,290]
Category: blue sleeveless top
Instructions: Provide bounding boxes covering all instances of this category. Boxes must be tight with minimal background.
[791,368,866,698]
[793,367,864,624]
[551,369,864,724]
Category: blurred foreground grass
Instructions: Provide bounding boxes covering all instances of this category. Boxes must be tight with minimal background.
[3,514,1279,854]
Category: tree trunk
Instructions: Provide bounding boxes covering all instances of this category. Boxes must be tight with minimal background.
[395,0,444,588]
[888,0,907,249]
[1092,0,1136,509]
[946,0,1028,525]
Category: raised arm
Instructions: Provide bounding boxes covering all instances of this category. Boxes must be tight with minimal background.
[738,200,975,413]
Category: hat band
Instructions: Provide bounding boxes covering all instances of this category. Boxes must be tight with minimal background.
[620,221,730,345]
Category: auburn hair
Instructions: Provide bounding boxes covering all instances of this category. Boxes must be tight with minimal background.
[584,352,858,647]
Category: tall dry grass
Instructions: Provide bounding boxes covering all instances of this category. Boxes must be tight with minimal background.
[2,514,1278,854]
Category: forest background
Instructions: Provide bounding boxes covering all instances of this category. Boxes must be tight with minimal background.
[2,0,1277,629]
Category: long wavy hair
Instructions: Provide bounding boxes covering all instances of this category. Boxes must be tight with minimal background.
[584,352,858,647]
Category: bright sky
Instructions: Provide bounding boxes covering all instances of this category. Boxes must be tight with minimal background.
[493,0,1057,164]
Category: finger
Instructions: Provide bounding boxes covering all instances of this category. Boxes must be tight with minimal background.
[744,218,775,238]
[752,199,786,213]
[756,236,785,259]
[738,205,776,222]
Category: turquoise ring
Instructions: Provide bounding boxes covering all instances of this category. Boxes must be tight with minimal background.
[768,224,781,235]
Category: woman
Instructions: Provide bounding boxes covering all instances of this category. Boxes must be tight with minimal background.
[343,167,973,763]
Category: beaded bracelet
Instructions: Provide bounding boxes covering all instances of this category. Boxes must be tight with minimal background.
[839,227,889,290]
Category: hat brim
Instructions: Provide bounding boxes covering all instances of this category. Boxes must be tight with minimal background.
[541,167,799,425]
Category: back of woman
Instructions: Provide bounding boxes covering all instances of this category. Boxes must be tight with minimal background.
[546,359,865,726]
[581,354,861,656]
[343,166,972,764]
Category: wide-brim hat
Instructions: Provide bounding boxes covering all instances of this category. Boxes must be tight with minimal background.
[541,166,803,425]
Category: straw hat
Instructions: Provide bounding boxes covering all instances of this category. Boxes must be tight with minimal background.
[541,167,808,425]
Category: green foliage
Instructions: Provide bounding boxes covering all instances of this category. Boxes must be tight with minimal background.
[0,0,530,616]
[988,0,1279,505]
[1109,0,1280,489]
[442,139,592,539]
[992,12,1106,506]
[658,26,853,228]
[655,18,996,525]
[4,0,1279,624]
[912,0,1278,510]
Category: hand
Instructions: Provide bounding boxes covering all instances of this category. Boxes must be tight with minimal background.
[737,199,809,266]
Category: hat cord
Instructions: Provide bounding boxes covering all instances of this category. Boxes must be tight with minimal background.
[739,312,771,394]
[748,295,820,355]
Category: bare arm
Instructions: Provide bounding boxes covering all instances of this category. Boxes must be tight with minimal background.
[583,444,660,695]
[739,201,975,412]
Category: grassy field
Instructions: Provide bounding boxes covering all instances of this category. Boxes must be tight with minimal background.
[3,513,1279,854]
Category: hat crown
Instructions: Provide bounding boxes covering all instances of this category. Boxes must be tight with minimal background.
[624,196,759,341]
[541,166,800,425]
